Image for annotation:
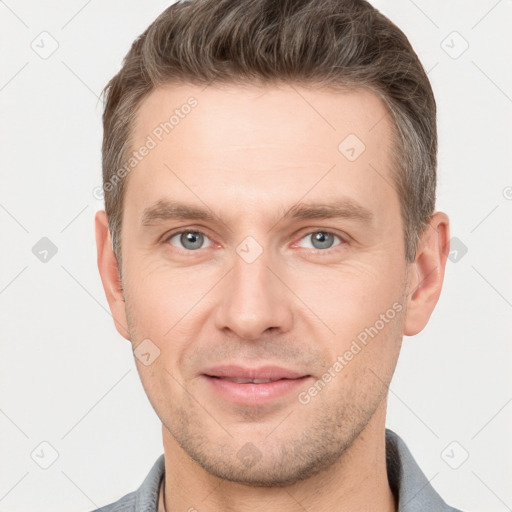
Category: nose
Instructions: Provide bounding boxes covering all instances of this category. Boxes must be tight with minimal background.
[213,248,294,341]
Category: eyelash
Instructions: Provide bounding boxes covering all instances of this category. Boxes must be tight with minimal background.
[162,228,347,253]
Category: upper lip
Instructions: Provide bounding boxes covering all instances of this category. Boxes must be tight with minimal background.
[202,365,309,381]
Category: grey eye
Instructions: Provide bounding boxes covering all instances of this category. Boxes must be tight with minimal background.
[169,231,210,250]
[299,231,341,250]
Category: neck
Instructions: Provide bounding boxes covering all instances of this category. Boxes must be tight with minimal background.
[161,405,395,512]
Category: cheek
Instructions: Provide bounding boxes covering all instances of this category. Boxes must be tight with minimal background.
[123,263,223,385]
[124,260,218,335]
[289,257,405,338]
[303,295,404,415]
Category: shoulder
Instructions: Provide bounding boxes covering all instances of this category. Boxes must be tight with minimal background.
[92,491,137,512]
[386,430,466,512]
[88,455,165,512]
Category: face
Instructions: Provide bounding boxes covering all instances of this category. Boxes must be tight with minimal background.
[108,83,412,484]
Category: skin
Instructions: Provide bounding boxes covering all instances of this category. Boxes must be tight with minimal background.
[96,83,450,512]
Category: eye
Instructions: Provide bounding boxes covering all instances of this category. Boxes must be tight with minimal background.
[298,231,343,250]
[167,230,211,251]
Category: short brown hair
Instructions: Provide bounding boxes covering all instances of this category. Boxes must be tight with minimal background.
[101,0,437,272]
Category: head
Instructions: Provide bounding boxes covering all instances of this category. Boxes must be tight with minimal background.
[96,0,449,486]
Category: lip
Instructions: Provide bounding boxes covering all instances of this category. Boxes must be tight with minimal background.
[200,365,313,405]
[202,365,307,380]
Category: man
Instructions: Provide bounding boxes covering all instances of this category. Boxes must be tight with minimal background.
[94,0,461,510]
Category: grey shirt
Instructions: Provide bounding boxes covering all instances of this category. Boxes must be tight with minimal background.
[92,429,464,512]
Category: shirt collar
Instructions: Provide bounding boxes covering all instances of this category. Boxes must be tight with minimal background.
[131,429,457,512]
[385,429,458,511]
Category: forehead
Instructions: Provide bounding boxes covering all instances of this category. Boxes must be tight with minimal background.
[125,82,397,226]
[133,82,392,153]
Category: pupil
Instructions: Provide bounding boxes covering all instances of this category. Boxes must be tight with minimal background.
[181,232,203,250]
[312,232,333,249]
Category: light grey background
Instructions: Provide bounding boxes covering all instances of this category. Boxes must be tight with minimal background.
[1,1,511,511]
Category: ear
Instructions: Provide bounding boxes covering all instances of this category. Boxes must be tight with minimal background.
[403,211,450,336]
[95,210,131,341]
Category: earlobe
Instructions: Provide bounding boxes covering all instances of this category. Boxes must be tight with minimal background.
[95,210,131,341]
[403,212,450,336]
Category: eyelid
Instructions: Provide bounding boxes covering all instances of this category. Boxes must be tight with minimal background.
[292,229,347,250]
[161,227,349,252]
[162,227,215,249]
[161,225,211,240]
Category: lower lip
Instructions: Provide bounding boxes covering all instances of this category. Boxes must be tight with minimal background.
[203,375,312,405]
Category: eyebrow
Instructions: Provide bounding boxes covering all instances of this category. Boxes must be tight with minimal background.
[141,200,217,226]
[282,200,373,224]
[140,198,374,227]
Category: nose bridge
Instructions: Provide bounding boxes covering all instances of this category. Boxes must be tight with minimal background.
[214,238,292,340]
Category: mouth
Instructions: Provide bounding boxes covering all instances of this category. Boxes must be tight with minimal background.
[200,365,313,405]
[210,377,291,384]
